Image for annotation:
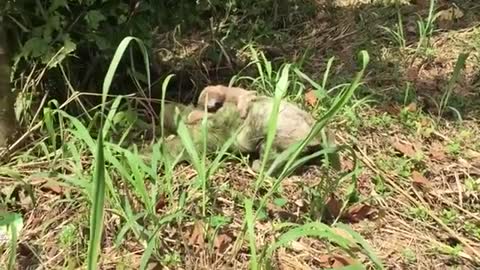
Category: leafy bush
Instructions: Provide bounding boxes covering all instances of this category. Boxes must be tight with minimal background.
[2,0,313,97]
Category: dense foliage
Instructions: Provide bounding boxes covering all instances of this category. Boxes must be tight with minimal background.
[2,0,310,95]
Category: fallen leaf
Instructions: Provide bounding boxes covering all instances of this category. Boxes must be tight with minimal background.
[341,158,354,171]
[330,254,359,268]
[304,89,317,107]
[29,176,48,186]
[213,233,233,253]
[393,140,417,158]
[420,118,431,127]
[465,149,480,160]
[430,142,447,161]
[411,171,430,189]
[267,202,296,220]
[294,199,304,208]
[406,23,417,35]
[344,203,375,223]
[406,102,417,112]
[383,104,401,115]
[413,0,430,9]
[188,221,205,248]
[318,254,359,268]
[405,66,419,81]
[325,194,342,218]
[145,262,162,270]
[155,194,167,213]
[18,189,33,209]
[289,240,306,252]
[41,180,63,194]
[437,6,464,21]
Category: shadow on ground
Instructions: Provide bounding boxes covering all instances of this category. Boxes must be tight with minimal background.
[152,0,480,118]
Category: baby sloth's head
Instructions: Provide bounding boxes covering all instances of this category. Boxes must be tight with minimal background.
[197,85,227,112]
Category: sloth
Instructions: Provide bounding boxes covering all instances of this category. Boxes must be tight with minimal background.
[186,85,256,124]
[161,85,339,174]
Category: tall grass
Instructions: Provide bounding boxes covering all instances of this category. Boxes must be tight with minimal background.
[7,36,383,269]
[257,51,377,268]
[379,2,406,49]
[415,0,439,54]
[438,52,469,119]
[86,36,151,269]
[226,48,382,268]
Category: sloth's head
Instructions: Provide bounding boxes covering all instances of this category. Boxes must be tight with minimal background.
[197,85,227,112]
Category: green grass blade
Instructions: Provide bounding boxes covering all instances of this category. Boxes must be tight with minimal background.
[244,199,258,270]
[264,222,354,262]
[102,96,124,139]
[86,128,106,270]
[254,64,290,190]
[86,35,151,270]
[439,52,469,116]
[335,223,384,270]
[160,74,175,138]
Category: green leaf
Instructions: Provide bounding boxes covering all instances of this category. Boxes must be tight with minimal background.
[49,0,68,12]
[47,37,77,68]
[85,10,107,30]
[208,215,231,228]
[0,212,23,270]
[21,37,49,59]
[86,129,106,270]
[244,199,258,270]
[273,197,287,207]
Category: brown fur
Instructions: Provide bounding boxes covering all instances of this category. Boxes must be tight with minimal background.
[196,85,257,119]
[185,109,212,124]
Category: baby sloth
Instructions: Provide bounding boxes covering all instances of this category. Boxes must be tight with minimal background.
[190,85,337,173]
[186,85,256,124]
[183,84,339,173]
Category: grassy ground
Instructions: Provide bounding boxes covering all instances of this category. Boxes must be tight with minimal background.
[1,0,480,269]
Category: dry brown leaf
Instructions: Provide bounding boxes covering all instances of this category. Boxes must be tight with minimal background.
[145,262,162,270]
[341,158,354,171]
[214,233,233,253]
[393,141,417,158]
[188,221,205,248]
[41,181,63,194]
[267,202,296,220]
[413,0,430,9]
[325,194,342,218]
[420,117,431,127]
[289,241,306,252]
[430,142,447,161]
[304,89,317,107]
[344,203,375,223]
[437,6,464,21]
[465,149,480,160]
[18,190,33,209]
[29,176,48,186]
[411,171,430,189]
[406,102,417,112]
[383,104,401,115]
[155,194,167,213]
[405,66,419,81]
[318,254,358,268]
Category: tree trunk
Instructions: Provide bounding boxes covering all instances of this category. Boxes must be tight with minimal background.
[0,22,16,147]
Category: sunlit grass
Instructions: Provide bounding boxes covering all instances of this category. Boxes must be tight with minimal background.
[0,37,383,269]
